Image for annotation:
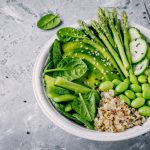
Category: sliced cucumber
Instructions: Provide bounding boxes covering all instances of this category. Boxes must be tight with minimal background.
[130,38,147,63]
[134,58,149,76]
[129,27,142,41]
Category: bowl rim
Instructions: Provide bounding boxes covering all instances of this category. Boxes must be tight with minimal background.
[32,20,150,141]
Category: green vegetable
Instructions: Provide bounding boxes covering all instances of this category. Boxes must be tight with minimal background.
[55,77,91,94]
[138,75,147,83]
[72,92,96,122]
[148,76,150,84]
[147,100,150,106]
[53,94,76,102]
[129,27,142,41]
[112,79,122,87]
[143,86,150,99]
[135,93,143,97]
[37,14,61,30]
[51,101,82,124]
[65,103,72,112]
[52,39,62,67]
[124,90,136,100]
[124,78,130,85]
[138,106,150,116]
[131,97,145,108]
[104,8,129,70]
[142,83,150,91]
[147,45,150,59]
[73,113,94,129]
[130,84,142,93]
[130,74,138,84]
[99,81,114,91]
[45,57,87,81]
[116,82,128,93]
[144,68,150,76]
[119,94,131,106]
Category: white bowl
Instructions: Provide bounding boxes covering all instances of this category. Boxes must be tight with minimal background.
[32,20,150,141]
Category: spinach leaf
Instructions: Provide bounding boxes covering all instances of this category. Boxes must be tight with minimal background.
[57,27,87,42]
[37,14,61,30]
[73,113,94,129]
[51,100,83,125]
[53,39,62,67]
[45,58,87,81]
[72,91,96,122]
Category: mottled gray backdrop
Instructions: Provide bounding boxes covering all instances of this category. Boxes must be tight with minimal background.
[0,0,150,150]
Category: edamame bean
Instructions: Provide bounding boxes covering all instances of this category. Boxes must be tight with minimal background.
[142,83,150,91]
[138,106,150,116]
[114,90,119,96]
[144,68,150,76]
[130,74,138,84]
[148,76,150,84]
[143,86,150,99]
[124,78,130,85]
[131,97,145,108]
[116,82,128,93]
[138,75,147,83]
[119,94,131,106]
[147,100,150,106]
[112,79,122,87]
[135,93,143,97]
[99,81,114,91]
[124,90,136,100]
[130,84,142,93]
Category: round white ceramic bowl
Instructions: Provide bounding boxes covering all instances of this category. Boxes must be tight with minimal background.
[32,20,150,141]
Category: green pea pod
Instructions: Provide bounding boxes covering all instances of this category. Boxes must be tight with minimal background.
[124,90,136,100]
[138,75,147,83]
[130,84,142,93]
[116,82,128,93]
[99,81,114,92]
[131,97,145,108]
[119,94,131,106]
[138,106,150,116]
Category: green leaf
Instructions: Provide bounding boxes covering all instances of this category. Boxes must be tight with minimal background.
[72,91,96,122]
[37,14,61,30]
[45,57,87,81]
[57,27,87,42]
[73,113,94,129]
[52,39,62,67]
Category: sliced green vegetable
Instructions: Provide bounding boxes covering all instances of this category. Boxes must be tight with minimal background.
[53,94,76,102]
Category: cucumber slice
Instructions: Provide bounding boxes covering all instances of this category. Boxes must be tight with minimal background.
[134,58,149,76]
[130,38,147,63]
[129,27,142,41]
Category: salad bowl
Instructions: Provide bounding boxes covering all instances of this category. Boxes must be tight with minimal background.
[32,20,150,141]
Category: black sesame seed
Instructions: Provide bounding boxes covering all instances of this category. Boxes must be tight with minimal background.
[26,131,30,134]
[23,100,27,103]
[136,43,140,47]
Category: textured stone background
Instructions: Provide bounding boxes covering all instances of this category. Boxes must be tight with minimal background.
[0,0,150,150]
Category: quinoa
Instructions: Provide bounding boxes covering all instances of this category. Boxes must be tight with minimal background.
[94,91,146,133]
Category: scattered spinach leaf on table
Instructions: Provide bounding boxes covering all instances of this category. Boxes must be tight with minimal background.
[37,14,61,30]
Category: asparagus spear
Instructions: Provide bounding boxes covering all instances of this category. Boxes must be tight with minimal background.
[112,8,123,45]
[104,8,129,70]
[91,20,128,78]
[78,20,104,47]
[122,11,138,84]
[98,7,116,49]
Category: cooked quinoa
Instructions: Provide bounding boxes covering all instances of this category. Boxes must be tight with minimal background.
[94,91,146,132]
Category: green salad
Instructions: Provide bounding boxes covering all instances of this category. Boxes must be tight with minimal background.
[42,7,150,131]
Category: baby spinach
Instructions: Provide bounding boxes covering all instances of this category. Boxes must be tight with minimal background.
[53,39,62,67]
[51,100,83,124]
[57,27,87,42]
[45,57,87,81]
[37,14,61,30]
[72,91,96,122]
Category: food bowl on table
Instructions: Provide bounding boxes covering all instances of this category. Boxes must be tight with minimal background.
[32,19,150,141]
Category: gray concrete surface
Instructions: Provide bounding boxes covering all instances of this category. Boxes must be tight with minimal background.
[0,0,150,150]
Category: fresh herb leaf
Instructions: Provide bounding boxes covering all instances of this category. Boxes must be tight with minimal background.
[72,91,96,122]
[37,14,61,30]
[57,27,87,42]
[53,39,62,67]
[45,58,87,81]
